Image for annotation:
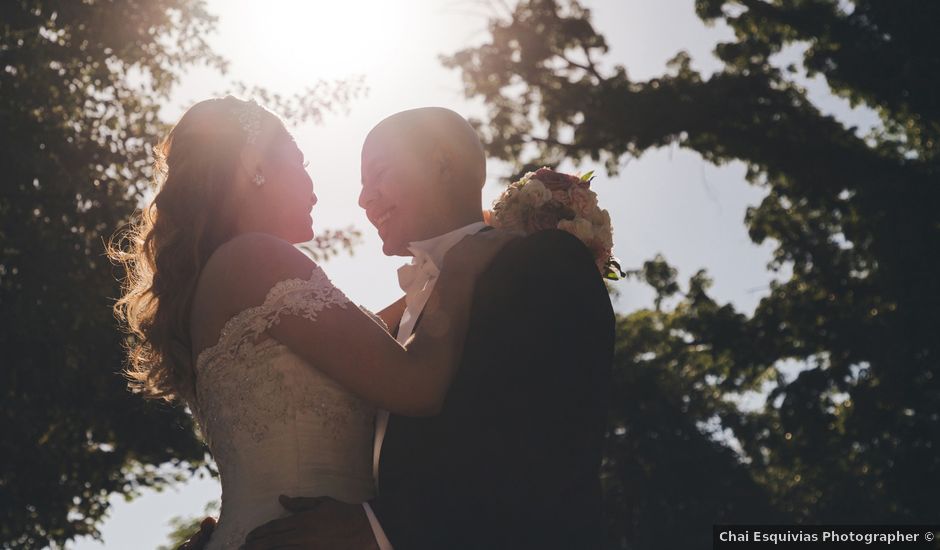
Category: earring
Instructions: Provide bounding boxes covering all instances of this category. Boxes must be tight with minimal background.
[253,173,265,187]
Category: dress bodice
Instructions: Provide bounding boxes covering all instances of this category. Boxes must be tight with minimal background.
[188,267,376,550]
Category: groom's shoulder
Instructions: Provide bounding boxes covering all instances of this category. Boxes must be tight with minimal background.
[499,228,596,270]
[484,229,599,293]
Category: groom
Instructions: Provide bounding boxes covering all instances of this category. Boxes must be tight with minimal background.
[190,108,615,549]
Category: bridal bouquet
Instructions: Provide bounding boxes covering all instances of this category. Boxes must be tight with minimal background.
[485,167,624,280]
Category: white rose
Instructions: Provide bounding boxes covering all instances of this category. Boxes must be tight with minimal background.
[596,210,613,248]
[558,216,594,243]
[586,205,608,226]
[519,179,552,207]
[598,223,614,250]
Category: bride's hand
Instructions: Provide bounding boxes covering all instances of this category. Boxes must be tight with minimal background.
[442,228,520,279]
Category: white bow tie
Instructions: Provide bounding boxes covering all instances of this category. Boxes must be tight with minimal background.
[397,251,440,296]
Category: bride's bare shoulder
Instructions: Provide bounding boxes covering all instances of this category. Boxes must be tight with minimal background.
[197,232,317,314]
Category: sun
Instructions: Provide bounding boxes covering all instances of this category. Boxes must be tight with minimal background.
[219,0,415,85]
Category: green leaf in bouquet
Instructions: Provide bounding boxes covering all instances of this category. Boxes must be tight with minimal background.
[604,257,625,280]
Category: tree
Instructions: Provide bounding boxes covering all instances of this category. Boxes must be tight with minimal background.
[0,2,361,546]
[605,259,785,549]
[445,0,940,546]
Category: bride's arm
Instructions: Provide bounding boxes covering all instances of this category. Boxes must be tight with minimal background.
[376,295,406,332]
[212,232,506,417]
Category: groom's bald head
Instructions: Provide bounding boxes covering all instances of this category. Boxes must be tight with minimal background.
[360,107,487,256]
[367,107,486,188]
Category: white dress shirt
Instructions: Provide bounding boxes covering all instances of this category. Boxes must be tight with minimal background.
[363,221,487,550]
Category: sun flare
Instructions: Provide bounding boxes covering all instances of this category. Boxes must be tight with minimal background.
[224,0,415,84]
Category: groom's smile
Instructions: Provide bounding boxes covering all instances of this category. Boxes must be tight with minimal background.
[370,208,395,235]
[359,134,428,257]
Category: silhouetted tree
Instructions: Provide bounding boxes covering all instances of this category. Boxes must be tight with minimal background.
[445,1,939,547]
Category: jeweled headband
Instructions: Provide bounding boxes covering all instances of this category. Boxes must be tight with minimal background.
[233,99,263,145]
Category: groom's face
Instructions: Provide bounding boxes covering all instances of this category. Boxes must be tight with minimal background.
[359,134,444,256]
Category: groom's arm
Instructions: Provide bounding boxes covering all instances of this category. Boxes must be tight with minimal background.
[472,229,614,546]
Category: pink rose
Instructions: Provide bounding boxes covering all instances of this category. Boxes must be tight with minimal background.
[526,201,574,233]
[569,186,599,217]
[532,167,583,191]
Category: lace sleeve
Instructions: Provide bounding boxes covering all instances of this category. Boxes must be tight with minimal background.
[199,266,350,365]
[262,267,350,326]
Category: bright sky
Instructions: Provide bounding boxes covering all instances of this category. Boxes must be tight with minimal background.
[68,1,877,548]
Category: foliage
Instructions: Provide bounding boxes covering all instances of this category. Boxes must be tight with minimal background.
[445,1,940,546]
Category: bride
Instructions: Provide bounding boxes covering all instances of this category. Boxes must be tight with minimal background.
[110,96,510,549]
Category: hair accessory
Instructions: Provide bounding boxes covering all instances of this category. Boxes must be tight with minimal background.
[253,173,265,187]
[234,99,263,145]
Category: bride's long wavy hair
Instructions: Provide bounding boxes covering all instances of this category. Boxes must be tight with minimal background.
[110,96,284,402]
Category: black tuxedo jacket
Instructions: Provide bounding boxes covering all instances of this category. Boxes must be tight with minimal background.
[372,229,615,549]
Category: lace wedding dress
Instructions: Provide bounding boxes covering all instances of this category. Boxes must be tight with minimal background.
[187,266,377,550]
